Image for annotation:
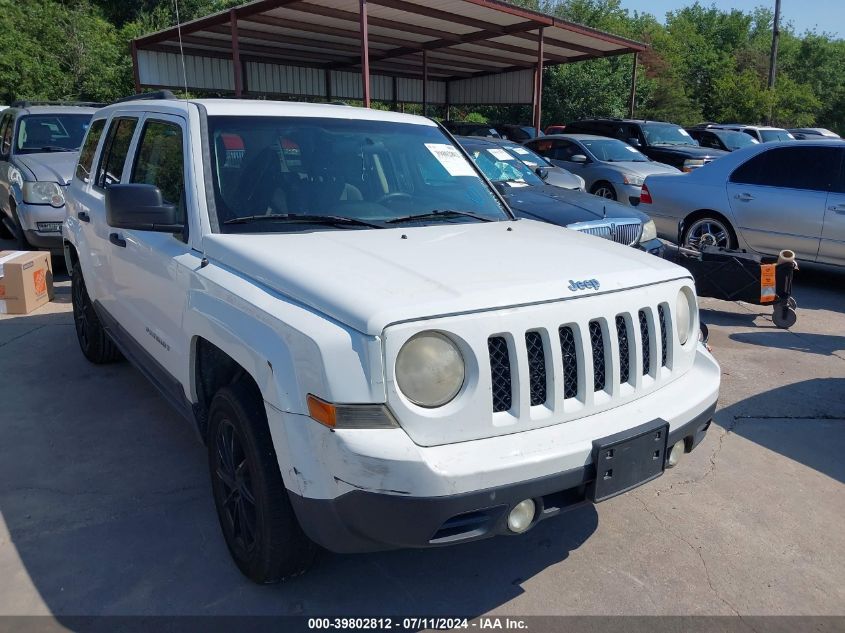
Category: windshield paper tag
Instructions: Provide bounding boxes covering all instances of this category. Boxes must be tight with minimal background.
[512,147,530,155]
[488,148,513,161]
[425,143,477,177]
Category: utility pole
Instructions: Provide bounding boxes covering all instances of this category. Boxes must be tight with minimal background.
[767,0,781,123]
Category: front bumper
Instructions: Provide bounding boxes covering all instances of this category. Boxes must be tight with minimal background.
[278,346,720,553]
[17,201,65,249]
[289,403,713,553]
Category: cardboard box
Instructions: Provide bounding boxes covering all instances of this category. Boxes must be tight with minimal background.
[0,250,53,315]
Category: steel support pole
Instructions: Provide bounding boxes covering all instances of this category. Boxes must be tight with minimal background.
[422,50,428,116]
[230,9,243,97]
[131,40,141,94]
[628,52,638,119]
[359,0,371,107]
[533,27,544,137]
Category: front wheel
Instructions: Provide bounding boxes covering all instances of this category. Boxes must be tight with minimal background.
[208,380,316,583]
[71,262,122,364]
[591,181,617,201]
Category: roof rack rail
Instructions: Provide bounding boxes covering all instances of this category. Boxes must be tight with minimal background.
[10,100,106,108]
[113,90,178,104]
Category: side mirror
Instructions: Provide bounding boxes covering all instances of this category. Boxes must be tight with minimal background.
[106,183,183,232]
[571,154,588,163]
[535,166,550,179]
[626,138,641,147]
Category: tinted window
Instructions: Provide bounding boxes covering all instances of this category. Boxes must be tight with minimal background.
[730,146,841,191]
[75,119,106,183]
[16,114,92,154]
[96,118,137,188]
[0,113,12,156]
[131,120,185,215]
[550,139,580,161]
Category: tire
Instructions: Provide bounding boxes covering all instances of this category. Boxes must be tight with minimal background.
[208,380,316,583]
[71,262,123,364]
[591,181,617,201]
[682,215,737,250]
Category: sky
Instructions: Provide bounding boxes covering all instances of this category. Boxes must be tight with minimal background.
[618,0,844,38]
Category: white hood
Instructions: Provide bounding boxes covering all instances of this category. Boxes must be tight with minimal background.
[202,220,688,335]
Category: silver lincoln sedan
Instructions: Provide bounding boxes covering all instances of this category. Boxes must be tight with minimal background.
[639,140,845,268]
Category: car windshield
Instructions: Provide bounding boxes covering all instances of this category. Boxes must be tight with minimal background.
[642,123,697,147]
[207,116,509,233]
[464,145,544,186]
[15,114,92,154]
[760,129,795,142]
[717,130,759,149]
[500,143,550,169]
[580,138,649,162]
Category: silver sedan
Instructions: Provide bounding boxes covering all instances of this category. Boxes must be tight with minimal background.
[524,134,680,206]
[640,140,845,267]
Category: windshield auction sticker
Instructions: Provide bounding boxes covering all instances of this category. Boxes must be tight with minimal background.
[425,143,477,177]
[487,148,514,161]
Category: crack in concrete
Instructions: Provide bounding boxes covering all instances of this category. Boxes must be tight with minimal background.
[632,493,756,625]
[0,325,48,349]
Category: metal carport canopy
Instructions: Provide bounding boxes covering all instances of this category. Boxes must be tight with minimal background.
[132,0,646,129]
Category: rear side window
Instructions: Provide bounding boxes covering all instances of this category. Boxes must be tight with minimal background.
[131,120,185,218]
[0,113,13,156]
[75,119,106,183]
[96,117,138,188]
[730,146,841,192]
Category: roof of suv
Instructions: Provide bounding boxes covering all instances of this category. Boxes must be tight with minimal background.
[95,98,436,126]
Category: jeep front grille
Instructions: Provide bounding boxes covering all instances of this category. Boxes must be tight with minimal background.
[567,218,642,247]
[489,306,672,412]
[488,336,512,413]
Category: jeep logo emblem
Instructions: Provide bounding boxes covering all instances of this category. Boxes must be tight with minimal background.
[568,279,600,292]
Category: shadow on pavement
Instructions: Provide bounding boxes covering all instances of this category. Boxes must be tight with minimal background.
[716,377,845,485]
[0,311,598,617]
[729,330,845,357]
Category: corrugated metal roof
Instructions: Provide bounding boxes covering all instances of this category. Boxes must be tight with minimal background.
[133,0,645,104]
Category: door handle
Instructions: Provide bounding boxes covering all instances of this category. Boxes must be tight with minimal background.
[77,211,90,223]
[734,193,755,201]
[109,233,126,248]
[829,204,845,214]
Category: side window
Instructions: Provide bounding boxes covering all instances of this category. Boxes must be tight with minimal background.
[130,120,185,219]
[731,147,840,191]
[529,140,553,156]
[0,114,14,156]
[551,140,577,161]
[75,119,106,183]
[96,117,138,189]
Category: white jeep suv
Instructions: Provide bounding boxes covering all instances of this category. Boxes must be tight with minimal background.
[63,97,720,583]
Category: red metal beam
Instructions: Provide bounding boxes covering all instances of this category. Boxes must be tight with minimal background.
[131,40,141,93]
[359,0,371,107]
[230,9,243,97]
[533,27,543,137]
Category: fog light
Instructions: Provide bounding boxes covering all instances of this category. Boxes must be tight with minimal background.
[507,499,536,533]
[666,441,684,468]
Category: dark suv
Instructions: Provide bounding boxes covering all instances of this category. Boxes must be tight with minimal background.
[565,118,727,172]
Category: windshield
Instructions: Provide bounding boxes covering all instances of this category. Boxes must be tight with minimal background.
[501,143,550,169]
[642,124,697,147]
[207,116,509,233]
[718,130,759,149]
[464,145,544,186]
[15,114,92,154]
[760,129,795,142]
[581,138,649,162]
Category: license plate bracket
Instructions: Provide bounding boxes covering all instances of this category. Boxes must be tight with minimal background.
[587,419,669,503]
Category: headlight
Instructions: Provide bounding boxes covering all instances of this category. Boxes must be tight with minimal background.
[622,173,645,186]
[23,181,65,207]
[640,220,657,242]
[8,166,23,188]
[675,287,697,345]
[682,159,706,173]
[395,331,465,408]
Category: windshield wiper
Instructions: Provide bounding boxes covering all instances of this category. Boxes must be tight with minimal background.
[223,213,382,228]
[386,209,493,224]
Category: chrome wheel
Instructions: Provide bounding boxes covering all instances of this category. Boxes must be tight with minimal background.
[684,217,733,249]
[591,182,617,200]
